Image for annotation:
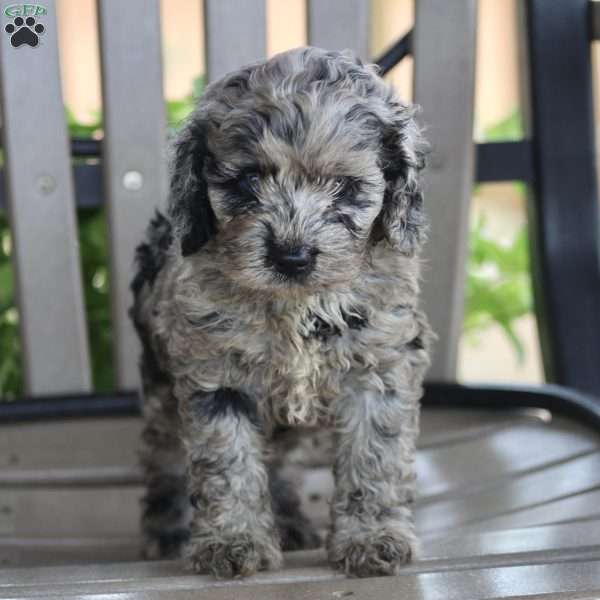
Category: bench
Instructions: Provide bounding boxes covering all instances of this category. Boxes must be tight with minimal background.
[1,1,600,598]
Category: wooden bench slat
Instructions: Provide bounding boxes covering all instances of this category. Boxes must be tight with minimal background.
[0,0,91,395]
[97,0,168,390]
[463,488,600,534]
[0,417,140,470]
[307,0,369,58]
[417,450,600,534]
[2,553,600,599]
[413,0,478,380]
[204,0,266,83]
[0,486,141,537]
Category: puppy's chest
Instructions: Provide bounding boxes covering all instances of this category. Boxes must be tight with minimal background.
[193,304,365,417]
[241,308,367,375]
[251,309,367,423]
[170,293,369,422]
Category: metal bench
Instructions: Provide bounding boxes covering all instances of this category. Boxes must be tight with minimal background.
[1,0,600,598]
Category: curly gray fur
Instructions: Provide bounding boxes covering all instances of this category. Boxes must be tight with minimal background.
[131,46,432,579]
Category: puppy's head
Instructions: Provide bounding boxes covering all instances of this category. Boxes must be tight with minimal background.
[168,47,427,295]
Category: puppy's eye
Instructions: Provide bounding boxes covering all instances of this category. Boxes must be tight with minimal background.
[237,172,261,196]
[331,176,357,201]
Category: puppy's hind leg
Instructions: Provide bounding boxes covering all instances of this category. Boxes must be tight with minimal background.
[180,388,282,579]
[269,466,322,551]
[139,372,190,560]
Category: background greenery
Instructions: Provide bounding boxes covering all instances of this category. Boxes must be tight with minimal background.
[0,86,532,399]
[465,111,532,363]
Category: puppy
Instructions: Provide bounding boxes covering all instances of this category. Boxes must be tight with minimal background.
[130,46,432,579]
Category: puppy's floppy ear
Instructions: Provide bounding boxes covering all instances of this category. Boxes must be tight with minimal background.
[373,102,428,255]
[168,118,217,257]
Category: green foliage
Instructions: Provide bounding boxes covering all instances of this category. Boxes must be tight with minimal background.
[0,90,533,398]
[78,209,113,391]
[0,218,21,400]
[480,110,523,142]
[464,217,533,363]
[65,107,102,139]
[463,109,534,361]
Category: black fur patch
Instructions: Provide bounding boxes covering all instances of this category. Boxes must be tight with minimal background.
[407,335,424,350]
[325,211,361,237]
[131,211,173,295]
[311,315,341,340]
[344,309,368,330]
[192,388,259,425]
[169,120,217,256]
[143,489,182,519]
[305,309,368,341]
[372,119,428,252]
[155,528,190,557]
[129,211,174,390]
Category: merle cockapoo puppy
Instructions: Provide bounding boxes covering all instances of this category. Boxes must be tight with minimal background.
[130,46,432,579]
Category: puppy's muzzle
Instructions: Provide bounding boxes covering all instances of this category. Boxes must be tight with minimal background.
[267,242,317,277]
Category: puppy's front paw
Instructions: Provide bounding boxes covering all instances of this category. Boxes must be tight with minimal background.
[185,533,282,579]
[328,528,417,578]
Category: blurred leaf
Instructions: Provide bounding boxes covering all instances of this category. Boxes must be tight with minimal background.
[77,208,114,392]
[464,215,533,364]
[0,262,12,308]
[166,97,195,130]
[65,107,102,138]
[0,215,21,399]
[481,111,524,142]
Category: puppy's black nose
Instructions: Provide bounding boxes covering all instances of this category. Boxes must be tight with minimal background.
[267,244,316,275]
[277,247,312,268]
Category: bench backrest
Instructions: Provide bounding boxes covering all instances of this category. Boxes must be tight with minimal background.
[0,0,477,395]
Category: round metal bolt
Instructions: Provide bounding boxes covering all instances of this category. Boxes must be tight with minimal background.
[123,170,144,191]
[36,174,56,195]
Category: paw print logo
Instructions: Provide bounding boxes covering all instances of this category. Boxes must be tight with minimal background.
[5,16,45,48]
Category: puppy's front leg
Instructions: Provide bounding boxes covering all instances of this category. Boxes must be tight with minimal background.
[328,387,419,577]
[180,388,282,578]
